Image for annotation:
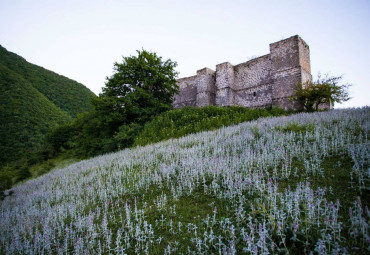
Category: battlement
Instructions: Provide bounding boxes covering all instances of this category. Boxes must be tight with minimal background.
[173,35,312,110]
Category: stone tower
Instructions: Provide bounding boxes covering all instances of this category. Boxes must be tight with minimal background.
[195,68,216,107]
[215,62,234,106]
[270,35,311,109]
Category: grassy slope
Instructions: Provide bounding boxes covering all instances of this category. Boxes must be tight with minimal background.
[28,106,288,179]
[0,45,95,117]
[135,106,289,146]
[1,108,369,254]
[0,63,72,167]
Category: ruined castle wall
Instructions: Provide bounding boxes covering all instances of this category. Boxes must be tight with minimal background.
[270,35,310,110]
[298,38,311,77]
[196,68,216,107]
[215,62,234,106]
[174,35,314,111]
[233,54,273,108]
[173,75,197,108]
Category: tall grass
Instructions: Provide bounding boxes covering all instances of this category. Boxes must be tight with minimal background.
[0,108,369,254]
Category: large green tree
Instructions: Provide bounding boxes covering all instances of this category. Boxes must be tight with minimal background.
[292,74,351,111]
[99,49,178,125]
[48,49,179,156]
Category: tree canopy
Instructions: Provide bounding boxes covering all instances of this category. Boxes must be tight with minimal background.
[98,49,179,125]
[0,63,72,170]
[48,49,179,156]
[0,45,95,183]
[292,74,351,111]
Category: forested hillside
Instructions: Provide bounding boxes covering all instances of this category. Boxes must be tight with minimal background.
[0,45,95,169]
[0,45,95,117]
[0,64,71,168]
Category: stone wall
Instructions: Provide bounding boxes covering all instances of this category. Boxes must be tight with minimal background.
[215,62,234,106]
[173,75,197,108]
[196,68,216,107]
[233,54,273,108]
[270,35,312,110]
[173,35,314,110]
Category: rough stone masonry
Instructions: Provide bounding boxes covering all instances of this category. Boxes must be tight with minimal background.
[173,35,312,110]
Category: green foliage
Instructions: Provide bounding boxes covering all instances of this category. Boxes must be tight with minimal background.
[0,63,72,168]
[275,122,315,133]
[135,106,289,146]
[46,123,77,153]
[103,49,178,104]
[0,157,33,200]
[291,74,351,112]
[0,143,79,199]
[55,112,118,158]
[0,45,95,117]
[114,123,143,149]
[0,169,13,200]
[99,49,178,125]
[0,45,96,188]
[45,106,289,164]
[48,49,179,158]
[29,155,78,178]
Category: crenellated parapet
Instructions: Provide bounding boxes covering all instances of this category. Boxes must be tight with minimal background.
[174,35,317,111]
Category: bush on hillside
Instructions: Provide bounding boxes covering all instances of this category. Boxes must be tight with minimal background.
[114,123,144,149]
[135,106,289,146]
[291,74,351,111]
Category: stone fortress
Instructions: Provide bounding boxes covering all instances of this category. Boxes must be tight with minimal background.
[173,35,312,110]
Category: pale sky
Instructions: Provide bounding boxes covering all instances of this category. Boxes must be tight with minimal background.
[1,0,369,108]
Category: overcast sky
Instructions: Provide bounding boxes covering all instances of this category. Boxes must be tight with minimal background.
[1,0,369,108]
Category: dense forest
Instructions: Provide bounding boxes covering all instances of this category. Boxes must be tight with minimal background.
[0,45,95,117]
[0,46,95,171]
[0,63,71,167]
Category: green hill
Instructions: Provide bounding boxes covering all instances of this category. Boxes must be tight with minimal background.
[0,63,72,167]
[0,45,96,168]
[0,108,368,254]
[0,45,95,117]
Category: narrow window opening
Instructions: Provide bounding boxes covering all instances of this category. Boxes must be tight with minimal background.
[253,92,256,96]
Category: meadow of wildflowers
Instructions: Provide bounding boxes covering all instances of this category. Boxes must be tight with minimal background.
[0,108,369,254]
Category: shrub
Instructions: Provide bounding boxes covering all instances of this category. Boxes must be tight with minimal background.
[135,106,289,146]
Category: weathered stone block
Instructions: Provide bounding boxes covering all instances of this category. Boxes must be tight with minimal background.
[215,62,234,106]
[173,75,197,108]
[270,35,300,73]
[233,55,272,90]
[196,91,215,107]
[196,68,216,93]
[216,88,233,106]
[196,68,216,106]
